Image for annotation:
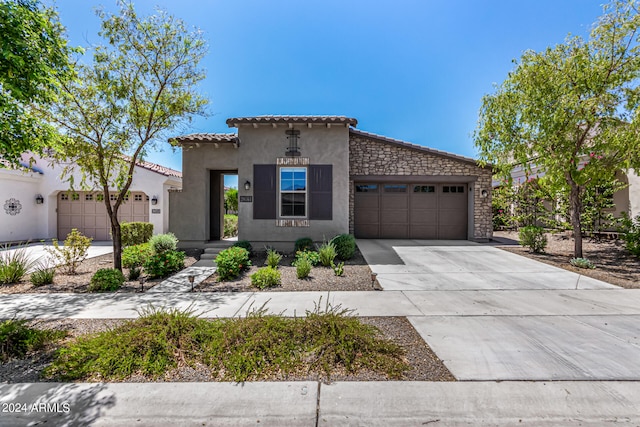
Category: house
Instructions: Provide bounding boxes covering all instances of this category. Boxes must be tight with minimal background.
[0,154,182,243]
[169,115,493,249]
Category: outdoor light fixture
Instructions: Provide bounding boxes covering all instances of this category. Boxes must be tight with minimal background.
[285,129,301,157]
[35,194,44,204]
[139,276,146,292]
[371,272,378,290]
[244,181,251,191]
[151,195,158,205]
[188,274,195,292]
[481,189,489,198]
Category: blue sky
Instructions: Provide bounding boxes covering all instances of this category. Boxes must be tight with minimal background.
[52,0,606,188]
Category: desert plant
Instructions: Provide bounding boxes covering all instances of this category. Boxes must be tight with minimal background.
[265,248,282,268]
[232,240,253,255]
[143,250,185,279]
[1,319,66,362]
[570,257,596,269]
[149,233,178,254]
[215,247,250,281]
[292,250,320,267]
[46,229,92,275]
[518,226,547,253]
[318,242,337,267]
[619,213,640,257]
[294,237,314,253]
[251,267,282,289]
[332,261,345,277]
[88,268,125,292]
[0,244,35,285]
[296,256,312,279]
[331,234,356,260]
[122,243,154,269]
[120,222,153,247]
[30,265,55,286]
[223,214,238,238]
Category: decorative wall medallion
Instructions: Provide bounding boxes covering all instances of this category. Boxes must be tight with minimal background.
[4,198,22,216]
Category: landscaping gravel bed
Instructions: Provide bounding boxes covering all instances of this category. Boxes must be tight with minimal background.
[0,317,454,383]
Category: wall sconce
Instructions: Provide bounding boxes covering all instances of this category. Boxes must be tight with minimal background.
[481,189,489,198]
[151,195,158,205]
[244,181,251,191]
[35,194,44,205]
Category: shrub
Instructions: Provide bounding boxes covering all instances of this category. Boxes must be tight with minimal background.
[122,242,153,269]
[30,266,55,286]
[1,319,66,362]
[332,261,345,277]
[233,240,253,255]
[0,244,35,285]
[120,222,153,247]
[518,226,547,253]
[149,233,178,254]
[318,242,337,267]
[251,267,281,289]
[89,268,125,292]
[266,248,282,268]
[292,250,320,267]
[45,229,92,275]
[619,213,640,256]
[331,234,356,260]
[143,250,185,279]
[216,247,250,281]
[294,237,314,253]
[223,215,238,238]
[570,257,595,269]
[128,267,141,281]
[296,256,312,279]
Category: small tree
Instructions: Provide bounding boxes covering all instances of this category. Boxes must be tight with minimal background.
[48,1,207,270]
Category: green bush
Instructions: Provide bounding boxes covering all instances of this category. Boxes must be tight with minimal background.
[619,213,640,256]
[518,226,547,253]
[294,237,314,253]
[89,268,125,292]
[292,250,320,267]
[331,234,356,260]
[30,266,55,286]
[46,228,92,275]
[0,244,35,285]
[296,256,312,279]
[149,233,178,254]
[233,240,253,255]
[266,248,282,268]
[121,222,153,247]
[332,261,345,277]
[1,319,66,362]
[318,242,337,267]
[122,242,153,269]
[570,257,595,269]
[216,247,251,281]
[251,267,282,289]
[223,215,238,238]
[143,250,185,279]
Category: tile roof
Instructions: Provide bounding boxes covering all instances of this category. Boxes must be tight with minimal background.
[350,128,482,166]
[226,115,358,127]
[135,158,182,178]
[170,133,238,144]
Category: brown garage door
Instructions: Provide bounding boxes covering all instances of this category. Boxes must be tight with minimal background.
[354,183,468,239]
[57,191,149,240]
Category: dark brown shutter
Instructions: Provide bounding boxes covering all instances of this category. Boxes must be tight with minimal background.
[309,165,332,220]
[253,164,276,219]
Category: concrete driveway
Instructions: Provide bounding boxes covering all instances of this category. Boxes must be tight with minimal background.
[357,239,640,381]
[0,241,113,271]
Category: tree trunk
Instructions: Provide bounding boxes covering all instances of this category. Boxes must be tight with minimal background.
[110,214,122,271]
[569,183,583,259]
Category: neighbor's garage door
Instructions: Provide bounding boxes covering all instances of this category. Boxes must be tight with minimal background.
[57,191,149,240]
[354,183,468,239]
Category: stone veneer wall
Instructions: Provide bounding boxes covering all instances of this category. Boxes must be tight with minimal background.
[348,134,493,240]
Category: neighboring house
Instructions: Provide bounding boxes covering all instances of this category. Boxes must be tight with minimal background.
[0,154,182,243]
[169,115,492,248]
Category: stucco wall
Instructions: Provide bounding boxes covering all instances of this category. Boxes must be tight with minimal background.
[236,125,350,247]
[348,134,493,240]
[629,168,640,218]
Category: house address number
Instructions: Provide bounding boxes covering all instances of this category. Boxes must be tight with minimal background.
[239,196,252,203]
[152,209,161,214]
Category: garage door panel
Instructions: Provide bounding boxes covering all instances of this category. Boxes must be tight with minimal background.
[380,210,408,223]
[381,224,408,238]
[381,196,408,209]
[409,225,438,239]
[355,210,379,224]
[410,209,437,224]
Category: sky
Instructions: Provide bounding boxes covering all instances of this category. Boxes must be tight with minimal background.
[51,0,607,187]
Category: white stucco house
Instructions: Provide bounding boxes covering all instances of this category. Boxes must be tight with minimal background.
[0,154,182,243]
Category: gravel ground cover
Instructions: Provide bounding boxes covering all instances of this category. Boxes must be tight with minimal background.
[494,230,640,289]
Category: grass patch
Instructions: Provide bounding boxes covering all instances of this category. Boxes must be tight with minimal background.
[1,319,67,362]
[44,303,407,382]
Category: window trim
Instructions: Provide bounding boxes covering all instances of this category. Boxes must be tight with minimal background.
[279,166,307,218]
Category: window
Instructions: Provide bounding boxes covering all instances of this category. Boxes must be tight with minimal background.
[110,194,118,201]
[71,193,79,201]
[280,167,306,217]
[60,194,69,201]
[85,194,93,201]
[134,194,143,201]
[384,184,407,193]
[355,184,378,193]
[414,185,435,193]
[96,194,104,202]
[443,186,465,193]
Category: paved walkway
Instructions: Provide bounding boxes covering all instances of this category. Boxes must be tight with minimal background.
[2,239,640,425]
